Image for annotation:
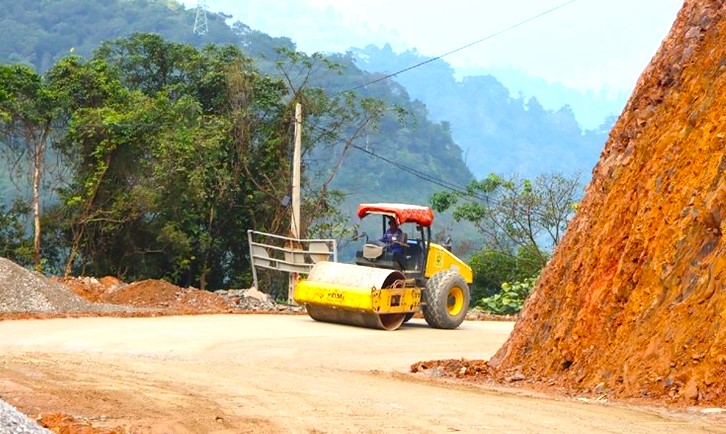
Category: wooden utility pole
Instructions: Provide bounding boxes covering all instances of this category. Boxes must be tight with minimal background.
[289,102,302,303]
[291,102,302,240]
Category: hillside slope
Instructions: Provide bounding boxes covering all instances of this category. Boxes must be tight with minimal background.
[491,0,726,405]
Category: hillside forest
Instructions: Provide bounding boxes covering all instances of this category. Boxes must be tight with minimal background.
[0,0,590,300]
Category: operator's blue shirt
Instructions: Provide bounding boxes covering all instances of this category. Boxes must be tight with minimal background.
[381,228,404,255]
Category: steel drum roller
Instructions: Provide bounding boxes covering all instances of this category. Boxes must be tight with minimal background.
[294,262,419,331]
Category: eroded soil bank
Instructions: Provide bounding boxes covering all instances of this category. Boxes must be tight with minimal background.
[484,0,726,407]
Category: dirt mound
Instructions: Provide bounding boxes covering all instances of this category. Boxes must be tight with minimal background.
[442,0,725,407]
[102,279,235,312]
[53,276,289,315]
[52,276,124,303]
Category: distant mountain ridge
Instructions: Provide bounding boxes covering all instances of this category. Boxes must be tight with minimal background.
[460,66,627,130]
[349,44,612,179]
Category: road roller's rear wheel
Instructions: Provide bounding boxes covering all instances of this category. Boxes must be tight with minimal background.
[422,270,470,329]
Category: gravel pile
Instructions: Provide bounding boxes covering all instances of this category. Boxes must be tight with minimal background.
[0,258,126,314]
[217,287,304,313]
[0,400,51,434]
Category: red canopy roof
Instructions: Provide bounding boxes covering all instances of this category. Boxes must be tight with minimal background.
[357,203,434,227]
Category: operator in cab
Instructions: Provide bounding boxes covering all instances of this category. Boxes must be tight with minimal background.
[380,217,407,254]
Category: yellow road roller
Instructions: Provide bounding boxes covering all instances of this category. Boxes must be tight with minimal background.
[294,203,473,330]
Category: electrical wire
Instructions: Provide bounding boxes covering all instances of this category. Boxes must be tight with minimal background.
[351,144,470,194]
[348,143,506,208]
[345,0,578,93]
[304,120,497,203]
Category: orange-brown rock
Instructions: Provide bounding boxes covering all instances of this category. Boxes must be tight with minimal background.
[490,0,726,406]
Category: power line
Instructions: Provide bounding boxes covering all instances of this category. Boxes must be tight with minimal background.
[300,122,462,192]
[305,121,495,201]
[351,144,468,193]
[346,0,578,93]
[350,144,498,204]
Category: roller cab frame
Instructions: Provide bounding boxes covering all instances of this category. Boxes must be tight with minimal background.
[294,203,473,330]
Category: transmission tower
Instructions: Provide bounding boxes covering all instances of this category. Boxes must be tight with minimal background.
[193,1,209,36]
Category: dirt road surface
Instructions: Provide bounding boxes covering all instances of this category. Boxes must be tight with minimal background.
[0,315,723,433]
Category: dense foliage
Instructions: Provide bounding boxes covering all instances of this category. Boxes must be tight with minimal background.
[0,33,390,287]
[467,247,542,302]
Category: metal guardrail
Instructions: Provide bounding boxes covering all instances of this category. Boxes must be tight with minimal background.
[247,230,338,290]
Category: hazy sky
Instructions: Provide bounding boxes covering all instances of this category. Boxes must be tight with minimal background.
[181,0,684,95]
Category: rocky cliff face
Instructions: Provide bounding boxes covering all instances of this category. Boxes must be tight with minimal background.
[490,0,726,405]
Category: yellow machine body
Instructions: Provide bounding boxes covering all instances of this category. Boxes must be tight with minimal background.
[425,243,473,284]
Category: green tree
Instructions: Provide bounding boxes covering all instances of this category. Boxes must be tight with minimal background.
[267,48,391,238]
[0,64,64,271]
[48,34,389,290]
[432,172,581,295]
[50,37,261,287]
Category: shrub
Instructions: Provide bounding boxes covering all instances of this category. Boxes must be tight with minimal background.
[476,276,537,315]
